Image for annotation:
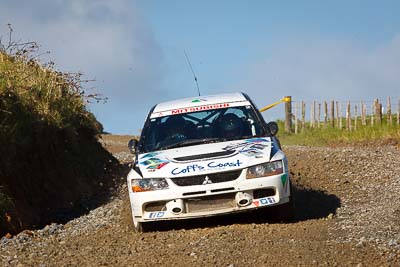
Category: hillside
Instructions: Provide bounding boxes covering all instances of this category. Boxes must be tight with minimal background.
[0,40,118,235]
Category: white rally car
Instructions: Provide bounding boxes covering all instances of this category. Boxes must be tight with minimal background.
[127,92,294,232]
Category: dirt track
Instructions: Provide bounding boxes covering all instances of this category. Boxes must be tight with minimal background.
[1,136,400,266]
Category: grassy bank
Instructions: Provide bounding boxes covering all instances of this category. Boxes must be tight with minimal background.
[276,120,400,146]
[0,37,117,234]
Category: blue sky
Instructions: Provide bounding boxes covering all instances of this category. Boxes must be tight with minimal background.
[1,0,400,134]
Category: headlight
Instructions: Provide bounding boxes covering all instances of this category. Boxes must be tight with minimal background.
[246,160,283,179]
[131,178,169,192]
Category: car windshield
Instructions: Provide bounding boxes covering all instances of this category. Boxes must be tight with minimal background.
[139,105,266,153]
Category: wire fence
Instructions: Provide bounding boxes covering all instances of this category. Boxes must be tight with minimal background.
[287,97,400,133]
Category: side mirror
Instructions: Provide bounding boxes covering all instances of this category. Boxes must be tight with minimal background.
[128,139,138,154]
[268,122,279,136]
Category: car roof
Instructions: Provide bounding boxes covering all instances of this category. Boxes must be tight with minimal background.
[152,92,249,115]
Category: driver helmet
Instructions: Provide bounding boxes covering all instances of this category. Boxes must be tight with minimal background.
[220,113,243,138]
[164,115,186,138]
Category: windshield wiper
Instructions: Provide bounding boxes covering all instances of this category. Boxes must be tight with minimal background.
[161,138,227,150]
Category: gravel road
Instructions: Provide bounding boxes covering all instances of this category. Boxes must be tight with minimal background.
[1,137,399,266]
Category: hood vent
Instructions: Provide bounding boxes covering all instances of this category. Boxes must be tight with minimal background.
[173,150,236,162]
[171,170,242,186]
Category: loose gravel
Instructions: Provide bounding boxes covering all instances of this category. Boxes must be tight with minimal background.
[1,140,399,266]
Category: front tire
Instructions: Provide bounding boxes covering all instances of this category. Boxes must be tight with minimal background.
[132,215,151,233]
[134,221,150,233]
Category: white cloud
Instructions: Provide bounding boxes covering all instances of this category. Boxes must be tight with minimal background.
[0,0,169,133]
[234,36,400,114]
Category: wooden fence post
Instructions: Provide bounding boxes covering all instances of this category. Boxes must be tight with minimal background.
[371,102,375,126]
[397,98,400,125]
[387,96,392,125]
[314,101,317,128]
[318,103,321,128]
[360,101,362,126]
[339,102,343,129]
[324,101,328,127]
[375,99,382,124]
[294,102,298,134]
[346,101,351,131]
[301,101,306,130]
[310,101,314,128]
[285,96,292,133]
[364,103,367,126]
[330,100,335,128]
[361,101,366,126]
[354,105,358,130]
[336,101,339,128]
[310,101,313,128]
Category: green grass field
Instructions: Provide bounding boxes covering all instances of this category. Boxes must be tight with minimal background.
[276,119,400,146]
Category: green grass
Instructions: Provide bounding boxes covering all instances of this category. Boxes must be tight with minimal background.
[0,52,101,132]
[276,119,400,146]
[0,38,110,234]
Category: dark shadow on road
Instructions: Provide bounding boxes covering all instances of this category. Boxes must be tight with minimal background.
[292,184,341,221]
[45,158,127,226]
[140,183,341,232]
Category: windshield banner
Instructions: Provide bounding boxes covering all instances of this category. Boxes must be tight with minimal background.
[150,101,249,118]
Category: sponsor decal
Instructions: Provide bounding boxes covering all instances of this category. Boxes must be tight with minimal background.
[148,211,165,219]
[140,158,169,170]
[281,174,290,193]
[260,197,275,205]
[240,148,264,157]
[140,152,161,159]
[254,197,275,207]
[171,103,230,115]
[270,142,279,158]
[223,138,270,157]
[151,101,253,118]
[207,160,242,168]
[246,138,270,143]
[223,138,269,151]
[191,99,207,103]
[171,164,204,175]
[281,174,287,187]
[139,153,170,170]
[171,159,242,175]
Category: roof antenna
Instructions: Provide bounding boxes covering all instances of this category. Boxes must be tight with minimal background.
[184,50,201,96]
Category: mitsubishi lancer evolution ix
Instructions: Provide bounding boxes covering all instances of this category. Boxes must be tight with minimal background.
[127,92,294,232]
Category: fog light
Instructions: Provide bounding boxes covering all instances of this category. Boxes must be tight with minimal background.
[235,192,252,207]
[166,199,184,214]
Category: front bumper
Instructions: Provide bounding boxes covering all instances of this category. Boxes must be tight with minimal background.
[128,171,291,223]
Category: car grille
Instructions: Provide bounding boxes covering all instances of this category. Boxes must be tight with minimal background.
[171,170,242,186]
[185,193,237,213]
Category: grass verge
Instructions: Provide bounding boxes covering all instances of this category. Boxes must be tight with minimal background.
[276,120,400,146]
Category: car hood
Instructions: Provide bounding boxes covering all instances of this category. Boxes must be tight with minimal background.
[137,137,279,178]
